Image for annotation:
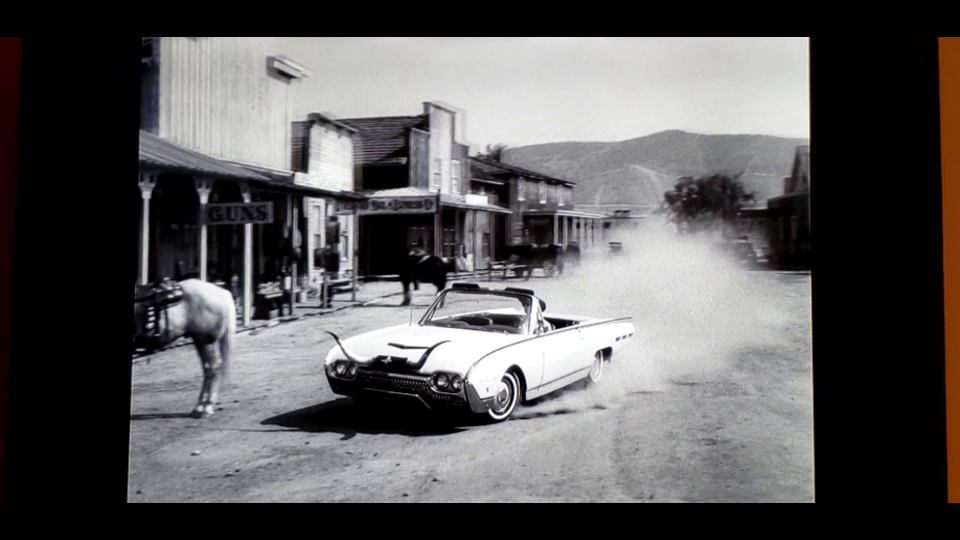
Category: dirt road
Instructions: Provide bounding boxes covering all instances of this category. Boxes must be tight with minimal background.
[128,252,813,503]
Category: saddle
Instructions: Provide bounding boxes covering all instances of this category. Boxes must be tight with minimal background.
[133,278,185,353]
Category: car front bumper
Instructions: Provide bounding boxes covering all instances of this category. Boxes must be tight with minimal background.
[325,367,494,414]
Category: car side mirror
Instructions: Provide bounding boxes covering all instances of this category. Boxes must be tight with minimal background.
[539,299,547,312]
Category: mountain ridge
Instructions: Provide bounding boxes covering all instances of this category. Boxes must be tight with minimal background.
[498,130,809,210]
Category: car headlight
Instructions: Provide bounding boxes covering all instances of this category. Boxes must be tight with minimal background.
[431,372,463,393]
[331,361,358,380]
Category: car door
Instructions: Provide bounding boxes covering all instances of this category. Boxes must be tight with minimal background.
[537,309,586,390]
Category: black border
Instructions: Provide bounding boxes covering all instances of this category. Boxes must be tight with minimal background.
[1,38,949,502]
[809,37,947,502]
[5,37,139,502]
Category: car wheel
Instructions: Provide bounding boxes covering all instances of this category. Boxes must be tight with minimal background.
[587,351,603,386]
[487,372,521,422]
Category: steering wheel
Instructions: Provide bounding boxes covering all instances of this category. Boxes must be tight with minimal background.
[455,316,494,326]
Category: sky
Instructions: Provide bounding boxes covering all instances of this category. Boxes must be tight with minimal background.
[282,37,809,151]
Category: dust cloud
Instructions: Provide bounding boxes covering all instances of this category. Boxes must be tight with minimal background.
[514,219,801,417]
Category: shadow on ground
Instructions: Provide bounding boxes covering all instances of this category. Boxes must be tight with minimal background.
[131,412,196,420]
[261,398,472,441]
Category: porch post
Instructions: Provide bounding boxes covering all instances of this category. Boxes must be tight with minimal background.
[454,209,462,270]
[240,182,253,327]
[138,173,158,285]
[472,210,479,271]
[553,215,559,245]
[195,178,213,282]
[434,206,442,257]
[563,216,569,246]
[352,204,359,302]
[289,193,298,316]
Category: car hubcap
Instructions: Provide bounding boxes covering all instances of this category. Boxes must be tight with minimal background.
[591,355,602,381]
[492,380,513,414]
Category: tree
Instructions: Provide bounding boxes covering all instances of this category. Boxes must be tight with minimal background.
[477,143,509,162]
[659,173,756,235]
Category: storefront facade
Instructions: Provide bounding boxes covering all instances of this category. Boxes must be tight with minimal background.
[336,189,511,277]
[337,102,513,277]
[470,156,606,252]
[138,131,365,326]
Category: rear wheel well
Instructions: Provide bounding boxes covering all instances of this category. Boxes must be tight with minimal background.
[507,366,527,403]
[599,347,613,362]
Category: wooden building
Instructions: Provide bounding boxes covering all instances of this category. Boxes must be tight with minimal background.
[335,103,513,277]
[602,210,649,238]
[471,157,606,250]
[138,37,365,326]
[767,145,810,267]
[291,113,361,289]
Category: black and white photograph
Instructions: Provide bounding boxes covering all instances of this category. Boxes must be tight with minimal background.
[130,37,812,503]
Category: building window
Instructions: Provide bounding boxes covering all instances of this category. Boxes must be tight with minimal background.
[432,158,442,190]
[539,181,546,203]
[517,179,526,201]
[340,218,349,261]
[451,160,461,194]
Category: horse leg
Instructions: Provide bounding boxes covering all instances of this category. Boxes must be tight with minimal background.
[401,280,411,306]
[191,340,222,418]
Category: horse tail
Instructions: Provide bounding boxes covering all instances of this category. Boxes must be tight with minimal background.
[219,291,238,384]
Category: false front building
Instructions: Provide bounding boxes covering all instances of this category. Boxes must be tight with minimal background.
[335,102,513,277]
[138,37,365,325]
[470,157,606,251]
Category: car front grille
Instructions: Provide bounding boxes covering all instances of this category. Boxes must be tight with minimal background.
[356,371,465,404]
[358,372,430,392]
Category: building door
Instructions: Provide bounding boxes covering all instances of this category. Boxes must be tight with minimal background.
[442,226,456,259]
[408,226,434,256]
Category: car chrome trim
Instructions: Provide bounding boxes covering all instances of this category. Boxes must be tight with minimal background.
[363,389,433,410]
[465,382,494,413]
[360,370,428,381]
[526,367,592,401]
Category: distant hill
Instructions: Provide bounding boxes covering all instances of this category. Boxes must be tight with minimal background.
[500,130,808,212]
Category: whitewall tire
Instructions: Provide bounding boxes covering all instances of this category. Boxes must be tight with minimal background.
[587,351,604,386]
[487,372,521,422]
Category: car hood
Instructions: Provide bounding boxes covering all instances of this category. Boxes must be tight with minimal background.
[333,323,524,376]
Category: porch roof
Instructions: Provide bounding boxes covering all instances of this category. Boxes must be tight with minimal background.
[139,130,366,201]
[521,209,608,219]
[139,130,270,182]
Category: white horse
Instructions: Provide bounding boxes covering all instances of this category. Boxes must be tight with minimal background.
[133,278,237,418]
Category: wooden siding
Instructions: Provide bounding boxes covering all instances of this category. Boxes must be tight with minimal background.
[307,123,353,191]
[291,120,309,172]
[141,38,160,133]
[426,105,454,193]
[408,128,430,190]
[452,143,468,195]
[158,37,295,171]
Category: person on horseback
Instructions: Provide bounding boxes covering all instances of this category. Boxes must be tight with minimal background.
[409,240,429,264]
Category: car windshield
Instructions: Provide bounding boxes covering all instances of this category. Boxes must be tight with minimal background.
[423,291,533,335]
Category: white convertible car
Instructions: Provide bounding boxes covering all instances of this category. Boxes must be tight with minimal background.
[323,283,635,422]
